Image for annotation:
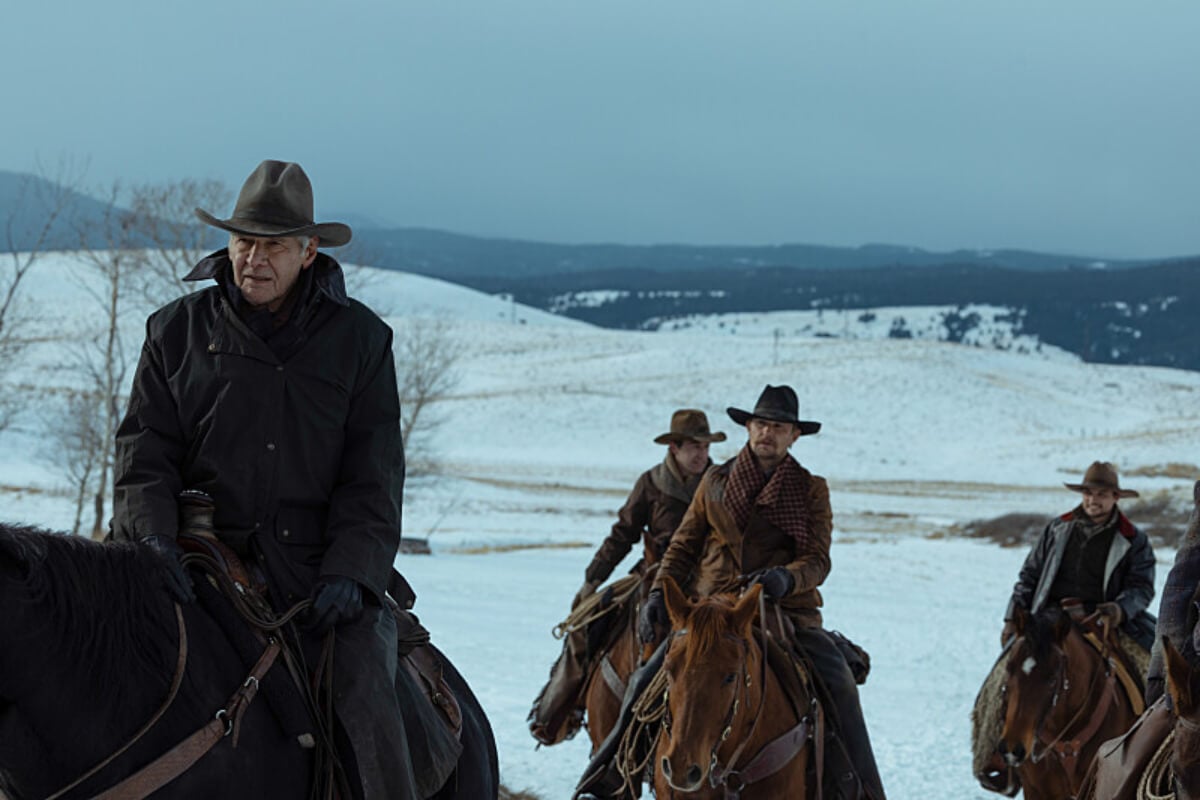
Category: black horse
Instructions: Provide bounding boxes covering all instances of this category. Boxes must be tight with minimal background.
[0,524,498,799]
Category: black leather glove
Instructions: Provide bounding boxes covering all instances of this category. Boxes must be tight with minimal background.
[638,590,667,644]
[751,567,795,600]
[307,577,364,635]
[140,535,195,604]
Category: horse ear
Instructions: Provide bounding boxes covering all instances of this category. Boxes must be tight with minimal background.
[0,530,30,581]
[1165,636,1196,715]
[1052,609,1072,642]
[732,584,761,635]
[1012,605,1029,634]
[661,575,690,630]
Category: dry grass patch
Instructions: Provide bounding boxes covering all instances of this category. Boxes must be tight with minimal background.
[451,540,592,555]
[500,785,543,800]
[1125,463,1200,480]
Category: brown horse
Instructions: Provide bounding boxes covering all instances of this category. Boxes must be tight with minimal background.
[999,606,1140,800]
[654,576,812,798]
[583,592,641,754]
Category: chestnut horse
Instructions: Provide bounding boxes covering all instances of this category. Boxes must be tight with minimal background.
[582,592,641,754]
[999,606,1140,800]
[0,524,497,800]
[655,577,813,798]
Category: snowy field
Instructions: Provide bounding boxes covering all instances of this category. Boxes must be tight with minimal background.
[1,254,1197,798]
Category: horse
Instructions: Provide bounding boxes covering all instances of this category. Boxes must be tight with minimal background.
[1161,634,1200,799]
[654,576,812,798]
[998,606,1140,800]
[582,581,642,755]
[0,523,497,800]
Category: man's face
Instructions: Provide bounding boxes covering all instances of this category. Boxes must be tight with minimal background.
[229,235,317,311]
[747,418,801,467]
[669,440,710,477]
[1081,488,1119,523]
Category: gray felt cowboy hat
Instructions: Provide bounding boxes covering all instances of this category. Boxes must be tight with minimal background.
[727,384,821,436]
[194,160,352,247]
[1063,461,1139,499]
[653,409,727,445]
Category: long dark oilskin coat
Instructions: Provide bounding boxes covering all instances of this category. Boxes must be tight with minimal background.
[111,250,418,798]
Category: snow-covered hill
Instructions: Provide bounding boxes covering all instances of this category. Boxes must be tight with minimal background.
[1,253,1197,798]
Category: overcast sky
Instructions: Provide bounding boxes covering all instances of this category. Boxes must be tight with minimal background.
[4,1,1198,258]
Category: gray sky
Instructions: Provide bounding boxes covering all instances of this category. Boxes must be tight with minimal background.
[4,0,1199,258]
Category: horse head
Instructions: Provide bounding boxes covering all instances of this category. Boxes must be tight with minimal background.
[1165,636,1200,799]
[657,575,762,794]
[999,605,1075,767]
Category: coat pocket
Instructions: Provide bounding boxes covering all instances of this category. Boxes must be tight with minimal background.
[274,506,327,567]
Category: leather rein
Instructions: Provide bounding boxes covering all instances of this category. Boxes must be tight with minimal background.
[667,591,815,800]
[45,554,309,800]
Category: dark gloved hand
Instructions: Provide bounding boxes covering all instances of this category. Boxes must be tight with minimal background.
[140,535,195,604]
[750,567,795,600]
[572,579,600,610]
[1001,620,1017,647]
[307,577,364,635]
[1096,601,1125,625]
[638,590,667,644]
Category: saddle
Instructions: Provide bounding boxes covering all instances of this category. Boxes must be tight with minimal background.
[176,528,466,788]
[1084,696,1173,800]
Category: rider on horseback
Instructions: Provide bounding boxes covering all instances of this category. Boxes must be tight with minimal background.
[578,384,886,800]
[110,160,422,799]
[530,409,725,746]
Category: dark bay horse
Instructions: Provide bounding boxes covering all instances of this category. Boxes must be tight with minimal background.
[655,577,811,798]
[999,606,1140,800]
[1165,635,1200,799]
[0,524,497,800]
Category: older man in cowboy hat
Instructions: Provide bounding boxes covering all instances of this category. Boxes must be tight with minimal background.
[530,409,726,746]
[110,160,423,798]
[1002,461,1156,652]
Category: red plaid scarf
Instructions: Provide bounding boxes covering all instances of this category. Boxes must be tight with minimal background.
[724,445,812,548]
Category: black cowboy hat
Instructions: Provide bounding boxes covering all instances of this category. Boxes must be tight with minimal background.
[653,409,727,445]
[727,384,821,436]
[195,160,352,247]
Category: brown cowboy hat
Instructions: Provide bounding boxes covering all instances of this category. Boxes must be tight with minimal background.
[727,384,821,435]
[653,409,727,445]
[1063,461,1139,498]
[194,160,352,247]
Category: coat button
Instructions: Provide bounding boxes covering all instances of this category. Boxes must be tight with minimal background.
[282,529,290,538]
[207,343,217,352]
[266,442,276,451]
[276,365,284,372]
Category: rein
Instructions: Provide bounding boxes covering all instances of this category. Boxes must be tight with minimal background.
[44,554,311,800]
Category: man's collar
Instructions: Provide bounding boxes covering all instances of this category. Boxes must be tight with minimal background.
[183,248,350,307]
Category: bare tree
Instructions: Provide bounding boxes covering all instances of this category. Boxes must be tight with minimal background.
[0,157,87,434]
[39,389,105,536]
[67,182,145,539]
[395,318,465,473]
[125,178,231,306]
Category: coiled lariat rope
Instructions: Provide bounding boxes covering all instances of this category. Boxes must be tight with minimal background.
[616,667,671,797]
[553,574,641,639]
[1137,728,1177,800]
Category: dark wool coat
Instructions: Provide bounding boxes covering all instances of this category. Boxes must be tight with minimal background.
[1147,481,1200,685]
[111,250,417,798]
[1006,507,1157,650]
[583,454,705,585]
[653,451,832,629]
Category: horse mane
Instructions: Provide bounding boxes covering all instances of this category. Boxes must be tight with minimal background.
[1021,607,1068,662]
[1,525,177,702]
[678,594,745,663]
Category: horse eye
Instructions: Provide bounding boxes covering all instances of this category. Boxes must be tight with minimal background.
[723,673,736,685]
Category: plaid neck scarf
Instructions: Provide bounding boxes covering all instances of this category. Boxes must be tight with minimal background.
[724,445,812,547]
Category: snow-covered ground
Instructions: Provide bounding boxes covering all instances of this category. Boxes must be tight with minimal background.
[1,253,1197,798]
